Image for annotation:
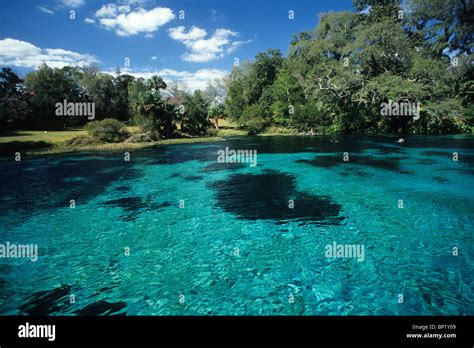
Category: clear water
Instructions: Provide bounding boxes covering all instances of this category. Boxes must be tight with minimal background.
[0,135,473,315]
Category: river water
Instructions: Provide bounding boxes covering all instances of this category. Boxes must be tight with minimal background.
[0,135,472,315]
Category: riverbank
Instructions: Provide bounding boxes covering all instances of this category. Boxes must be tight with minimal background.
[0,120,247,156]
[1,121,472,156]
[0,131,227,156]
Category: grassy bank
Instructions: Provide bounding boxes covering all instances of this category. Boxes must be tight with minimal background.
[0,120,247,155]
[0,130,226,155]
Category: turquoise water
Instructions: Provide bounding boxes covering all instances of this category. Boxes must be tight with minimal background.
[0,135,473,315]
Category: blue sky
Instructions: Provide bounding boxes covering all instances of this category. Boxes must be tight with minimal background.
[0,0,353,91]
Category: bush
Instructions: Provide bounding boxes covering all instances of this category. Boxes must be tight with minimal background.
[85,118,129,143]
[240,104,267,134]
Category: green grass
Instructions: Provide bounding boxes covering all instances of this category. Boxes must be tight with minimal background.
[215,118,247,136]
[0,120,308,156]
[0,120,254,155]
[0,129,87,144]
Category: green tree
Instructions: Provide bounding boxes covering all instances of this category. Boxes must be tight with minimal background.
[181,90,210,136]
[0,68,32,129]
[113,74,135,121]
[25,64,85,129]
[271,68,305,126]
[134,76,175,139]
[128,78,148,119]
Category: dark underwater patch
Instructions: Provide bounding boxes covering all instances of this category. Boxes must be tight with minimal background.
[135,136,411,168]
[297,154,410,174]
[421,151,451,157]
[75,300,126,316]
[201,162,245,172]
[417,158,436,165]
[115,185,131,192]
[184,175,204,181]
[102,196,171,221]
[141,145,218,165]
[373,146,406,155]
[103,197,147,210]
[403,137,474,150]
[458,154,474,167]
[339,170,370,177]
[0,156,143,222]
[209,171,343,225]
[223,136,405,155]
[433,176,449,183]
[19,285,72,315]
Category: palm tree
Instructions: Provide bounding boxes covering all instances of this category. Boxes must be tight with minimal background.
[147,75,167,92]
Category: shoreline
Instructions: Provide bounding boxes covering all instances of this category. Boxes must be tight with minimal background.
[10,136,227,156]
[1,131,473,157]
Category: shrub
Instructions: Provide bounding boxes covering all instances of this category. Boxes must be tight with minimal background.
[240,104,267,135]
[85,118,129,143]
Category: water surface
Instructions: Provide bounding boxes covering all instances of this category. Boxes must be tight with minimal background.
[0,135,473,315]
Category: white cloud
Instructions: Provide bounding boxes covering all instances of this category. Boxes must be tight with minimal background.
[84,18,95,24]
[0,38,99,69]
[60,0,85,8]
[168,26,207,42]
[95,4,131,18]
[103,68,228,93]
[158,68,229,92]
[92,4,175,37]
[168,26,250,63]
[151,56,157,60]
[38,5,54,14]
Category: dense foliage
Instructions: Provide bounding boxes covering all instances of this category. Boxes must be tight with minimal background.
[0,66,216,139]
[224,0,473,134]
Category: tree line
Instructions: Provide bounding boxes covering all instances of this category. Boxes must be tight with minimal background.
[224,0,473,134]
[0,65,225,139]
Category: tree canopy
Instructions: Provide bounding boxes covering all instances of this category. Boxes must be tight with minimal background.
[224,0,473,134]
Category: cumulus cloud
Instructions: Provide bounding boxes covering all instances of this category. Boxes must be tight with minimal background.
[104,68,228,93]
[90,3,175,37]
[0,38,99,69]
[158,68,228,91]
[95,4,131,18]
[168,26,250,63]
[168,26,207,42]
[84,18,95,24]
